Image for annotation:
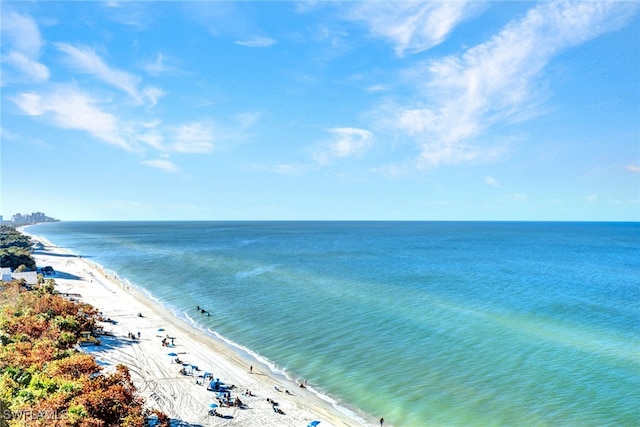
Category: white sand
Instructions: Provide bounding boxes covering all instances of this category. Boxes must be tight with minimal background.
[26,233,372,427]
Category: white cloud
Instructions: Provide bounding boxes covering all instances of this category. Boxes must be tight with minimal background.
[10,87,221,161]
[0,127,19,141]
[11,87,129,150]
[170,122,215,153]
[143,158,180,173]
[367,84,389,92]
[143,53,168,75]
[142,119,162,129]
[4,51,50,82]
[55,43,144,102]
[137,120,219,154]
[315,127,374,164]
[1,11,50,83]
[234,112,261,128]
[389,1,639,168]
[142,53,182,76]
[235,36,276,48]
[136,131,164,150]
[349,1,482,56]
[328,128,373,157]
[143,86,165,107]
[1,11,45,57]
[625,165,640,174]
[11,92,44,116]
[485,176,500,187]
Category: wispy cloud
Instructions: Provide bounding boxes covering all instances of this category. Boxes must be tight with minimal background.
[348,1,483,56]
[367,84,389,93]
[1,11,44,57]
[386,1,639,168]
[314,127,374,164]
[235,36,276,48]
[136,129,164,151]
[55,42,162,106]
[234,112,261,128]
[1,11,50,83]
[11,86,215,164]
[143,86,165,107]
[485,176,500,187]
[102,1,152,29]
[4,51,50,83]
[142,53,175,76]
[55,42,139,97]
[143,158,180,173]
[170,122,216,153]
[11,87,129,150]
[248,126,375,174]
[626,165,640,174]
[135,120,218,155]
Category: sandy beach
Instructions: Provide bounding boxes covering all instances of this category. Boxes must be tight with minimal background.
[25,232,370,427]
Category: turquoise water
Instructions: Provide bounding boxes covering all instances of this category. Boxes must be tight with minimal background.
[28,221,640,426]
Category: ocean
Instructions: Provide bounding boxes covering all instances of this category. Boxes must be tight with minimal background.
[27,221,640,426]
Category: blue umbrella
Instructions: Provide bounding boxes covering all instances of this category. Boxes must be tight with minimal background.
[157,328,165,332]
[307,422,321,427]
[209,403,218,409]
[167,352,178,357]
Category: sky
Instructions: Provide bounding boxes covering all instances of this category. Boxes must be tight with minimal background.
[1,1,639,221]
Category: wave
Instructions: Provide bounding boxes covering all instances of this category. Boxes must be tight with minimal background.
[235,264,278,279]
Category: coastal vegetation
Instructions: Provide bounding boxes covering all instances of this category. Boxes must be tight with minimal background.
[0,227,36,272]
[0,229,167,426]
[0,279,159,426]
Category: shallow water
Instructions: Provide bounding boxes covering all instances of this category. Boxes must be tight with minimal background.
[28,221,640,426]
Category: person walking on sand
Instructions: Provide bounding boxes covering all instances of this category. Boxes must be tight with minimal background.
[250,365,253,374]
[380,417,384,426]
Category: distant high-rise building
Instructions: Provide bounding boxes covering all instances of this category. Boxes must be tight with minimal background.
[9,212,58,224]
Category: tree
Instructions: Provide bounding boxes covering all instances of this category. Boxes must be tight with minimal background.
[0,227,36,271]
[0,280,166,426]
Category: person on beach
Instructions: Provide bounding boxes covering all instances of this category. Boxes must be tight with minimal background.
[380,417,384,426]
[250,365,253,374]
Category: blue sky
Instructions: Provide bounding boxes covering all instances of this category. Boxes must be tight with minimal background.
[1,1,639,221]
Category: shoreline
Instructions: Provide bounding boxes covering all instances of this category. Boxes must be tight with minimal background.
[24,230,373,427]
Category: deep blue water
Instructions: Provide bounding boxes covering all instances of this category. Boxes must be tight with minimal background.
[28,221,640,426]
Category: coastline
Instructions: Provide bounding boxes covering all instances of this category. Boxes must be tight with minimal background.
[24,230,372,427]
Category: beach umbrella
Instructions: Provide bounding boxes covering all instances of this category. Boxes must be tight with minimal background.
[157,328,165,332]
[167,352,178,357]
[307,421,321,427]
[208,403,218,409]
